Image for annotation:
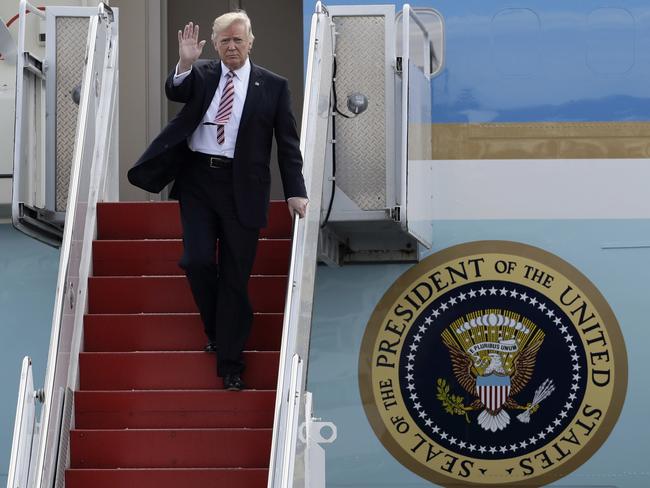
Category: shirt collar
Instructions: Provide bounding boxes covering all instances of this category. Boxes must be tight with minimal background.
[220,58,251,80]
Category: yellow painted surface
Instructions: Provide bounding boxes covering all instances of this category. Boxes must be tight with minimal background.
[431,122,650,159]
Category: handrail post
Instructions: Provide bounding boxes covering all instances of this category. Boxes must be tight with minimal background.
[280,355,303,486]
[7,357,37,488]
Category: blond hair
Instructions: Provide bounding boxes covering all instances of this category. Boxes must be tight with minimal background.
[211,10,255,42]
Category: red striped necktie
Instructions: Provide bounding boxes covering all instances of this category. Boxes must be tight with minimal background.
[214,70,235,145]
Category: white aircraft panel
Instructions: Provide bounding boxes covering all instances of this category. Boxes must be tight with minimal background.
[431,158,650,220]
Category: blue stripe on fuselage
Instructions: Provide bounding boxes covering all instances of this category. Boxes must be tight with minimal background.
[303,0,650,123]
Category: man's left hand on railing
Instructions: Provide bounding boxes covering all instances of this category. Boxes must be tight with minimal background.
[287,197,309,219]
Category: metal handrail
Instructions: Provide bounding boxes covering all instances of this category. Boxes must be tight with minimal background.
[30,14,99,487]
[27,6,118,487]
[20,0,45,19]
[268,3,333,487]
[316,0,329,15]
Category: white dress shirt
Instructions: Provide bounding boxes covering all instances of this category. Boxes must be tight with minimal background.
[173,59,251,158]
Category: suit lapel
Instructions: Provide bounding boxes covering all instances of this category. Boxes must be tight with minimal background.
[201,60,221,117]
[238,62,264,132]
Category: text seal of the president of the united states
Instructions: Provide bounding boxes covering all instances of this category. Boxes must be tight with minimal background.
[359,241,627,487]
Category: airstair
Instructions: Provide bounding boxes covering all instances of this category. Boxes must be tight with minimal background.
[65,200,290,486]
[8,1,438,487]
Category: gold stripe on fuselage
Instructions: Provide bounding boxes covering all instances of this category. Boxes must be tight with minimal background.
[430,122,650,159]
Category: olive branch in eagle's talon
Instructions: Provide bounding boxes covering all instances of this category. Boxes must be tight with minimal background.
[436,378,473,423]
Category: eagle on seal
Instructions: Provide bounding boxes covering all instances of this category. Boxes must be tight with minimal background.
[443,336,544,432]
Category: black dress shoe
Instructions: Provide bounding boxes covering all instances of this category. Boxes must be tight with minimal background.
[204,342,217,353]
[223,373,245,391]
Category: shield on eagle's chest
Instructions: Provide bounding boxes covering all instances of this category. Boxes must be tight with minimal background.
[476,375,511,411]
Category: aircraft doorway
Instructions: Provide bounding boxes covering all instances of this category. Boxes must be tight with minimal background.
[166,0,304,200]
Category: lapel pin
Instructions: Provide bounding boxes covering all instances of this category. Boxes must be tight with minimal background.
[254,81,260,86]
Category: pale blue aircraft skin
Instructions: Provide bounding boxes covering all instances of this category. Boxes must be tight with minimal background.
[0,227,59,485]
[303,1,650,487]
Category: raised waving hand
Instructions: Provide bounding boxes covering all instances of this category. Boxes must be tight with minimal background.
[178,22,206,73]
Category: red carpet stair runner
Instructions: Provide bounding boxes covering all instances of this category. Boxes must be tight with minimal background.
[65,201,292,488]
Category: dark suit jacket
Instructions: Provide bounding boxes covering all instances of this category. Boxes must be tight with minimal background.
[127,59,307,228]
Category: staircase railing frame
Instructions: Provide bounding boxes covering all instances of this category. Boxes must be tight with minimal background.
[268,2,333,487]
[7,357,38,488]
[9,5,119,488]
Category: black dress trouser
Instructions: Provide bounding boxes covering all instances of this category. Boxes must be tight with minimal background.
[177,155,260,376]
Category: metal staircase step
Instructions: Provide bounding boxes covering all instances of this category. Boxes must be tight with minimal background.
[88,275,287,314]
[83,313,283,352]
[65,468,268,488]
[69,429,272,468]
[92,238,291,276]
[74,390,276,429]
[79,351,279,390]
[97,201,292,240]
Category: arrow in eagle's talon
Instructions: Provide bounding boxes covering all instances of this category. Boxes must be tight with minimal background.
[517,378,556,423]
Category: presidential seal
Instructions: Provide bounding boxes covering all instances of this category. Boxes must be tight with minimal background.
[359,241,627,487]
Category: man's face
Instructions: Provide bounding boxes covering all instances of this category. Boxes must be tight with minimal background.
[214,21,252,71]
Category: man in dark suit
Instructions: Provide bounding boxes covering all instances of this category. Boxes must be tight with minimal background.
[128,11,308,391]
